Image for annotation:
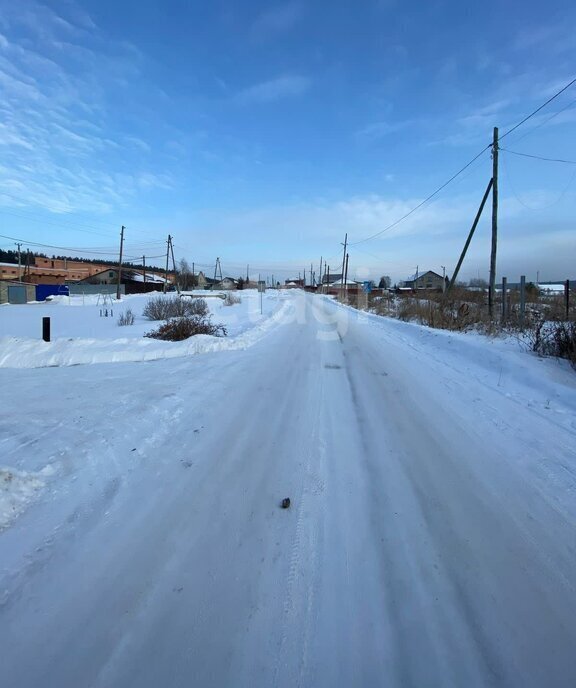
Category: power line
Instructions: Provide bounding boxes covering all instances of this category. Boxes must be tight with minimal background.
[0,189,131,230]
[349,75,576,246]
[501,152,576,211]
[350,145,492,245]
[499,76,576,141]
[0,232,140,256]
[0,207,118,237]
[511,96,576,144]
[500,147,576,165]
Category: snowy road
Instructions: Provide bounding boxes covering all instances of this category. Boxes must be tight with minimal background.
[2,292,576,687]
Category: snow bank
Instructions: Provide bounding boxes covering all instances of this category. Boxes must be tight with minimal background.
[0,466,53,530]
[0,295,293,368]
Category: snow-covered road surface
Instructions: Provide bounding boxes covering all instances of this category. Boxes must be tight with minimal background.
[2,292,576,687]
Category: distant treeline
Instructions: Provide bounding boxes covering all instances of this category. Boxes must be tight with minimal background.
[0,249,162,272]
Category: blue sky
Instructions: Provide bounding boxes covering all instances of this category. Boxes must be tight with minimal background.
[0,0,575,283]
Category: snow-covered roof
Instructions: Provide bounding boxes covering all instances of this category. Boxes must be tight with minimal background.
[328,278,360,286]
[405,270,442,281]
[539,284,565,293]
[130,272,167,283]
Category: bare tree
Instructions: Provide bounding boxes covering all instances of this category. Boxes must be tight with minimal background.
[179,259,198,290]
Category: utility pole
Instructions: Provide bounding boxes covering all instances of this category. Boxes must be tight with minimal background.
[340,233,348,301]
[169,237,179,294]
[441,266,446,293]
[15,243,21,281]
[213,257,222,283]
[163,234,171,293]
[142,255,146,284]
[319,256,323,289]
[116,225,125,300]
[310,263,313,287]
[344,253,349,299]
[247,264,249,282]
[520,275,526,328]
[446,178,493,295]
[489,126,499,318]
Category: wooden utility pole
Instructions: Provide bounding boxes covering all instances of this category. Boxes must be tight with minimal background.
[520,275,526,328]
[116,225,125,300]
[340,233,347,300]
[142,255,146,284]
[310,263,313,287]
[163,234,171,293]
[319,256,323,289]
[16,243,21,281]
[344,253,349,299]
[489,127,499,317]
[169,237,179,294]
[446,178,493,294]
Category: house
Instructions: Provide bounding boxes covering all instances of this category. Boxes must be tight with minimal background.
[402,270,446,291]
[0,260,91,283]
[196,271,219,289]
[321,273,343,284]
[195,271,238,290]
[76,267,172,294]
[218,277,238,290]
[285,278,305,288]
[0,262,22,281]
[78,268,122,285]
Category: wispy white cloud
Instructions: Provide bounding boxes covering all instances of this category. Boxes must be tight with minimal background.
[180,188,575,282]
[236,74,311,104]
[0,1,172,216]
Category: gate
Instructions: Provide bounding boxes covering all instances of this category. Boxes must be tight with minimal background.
[8,285,27,304]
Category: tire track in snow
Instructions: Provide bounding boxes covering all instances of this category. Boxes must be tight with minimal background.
[272,327,326,687]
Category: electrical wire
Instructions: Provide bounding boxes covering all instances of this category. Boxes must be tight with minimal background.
[500,148,576,165]
[0,233,128,256]
[499,77,576,141]
[349,145,492,245]
[501,152,576,211]
[510,96,576,144]
[348,75,576,246]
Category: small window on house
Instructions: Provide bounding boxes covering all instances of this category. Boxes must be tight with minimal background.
[109,272,114,278]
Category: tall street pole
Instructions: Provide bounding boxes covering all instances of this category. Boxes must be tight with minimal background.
[116,226,125,300]
[489,126,499,318]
